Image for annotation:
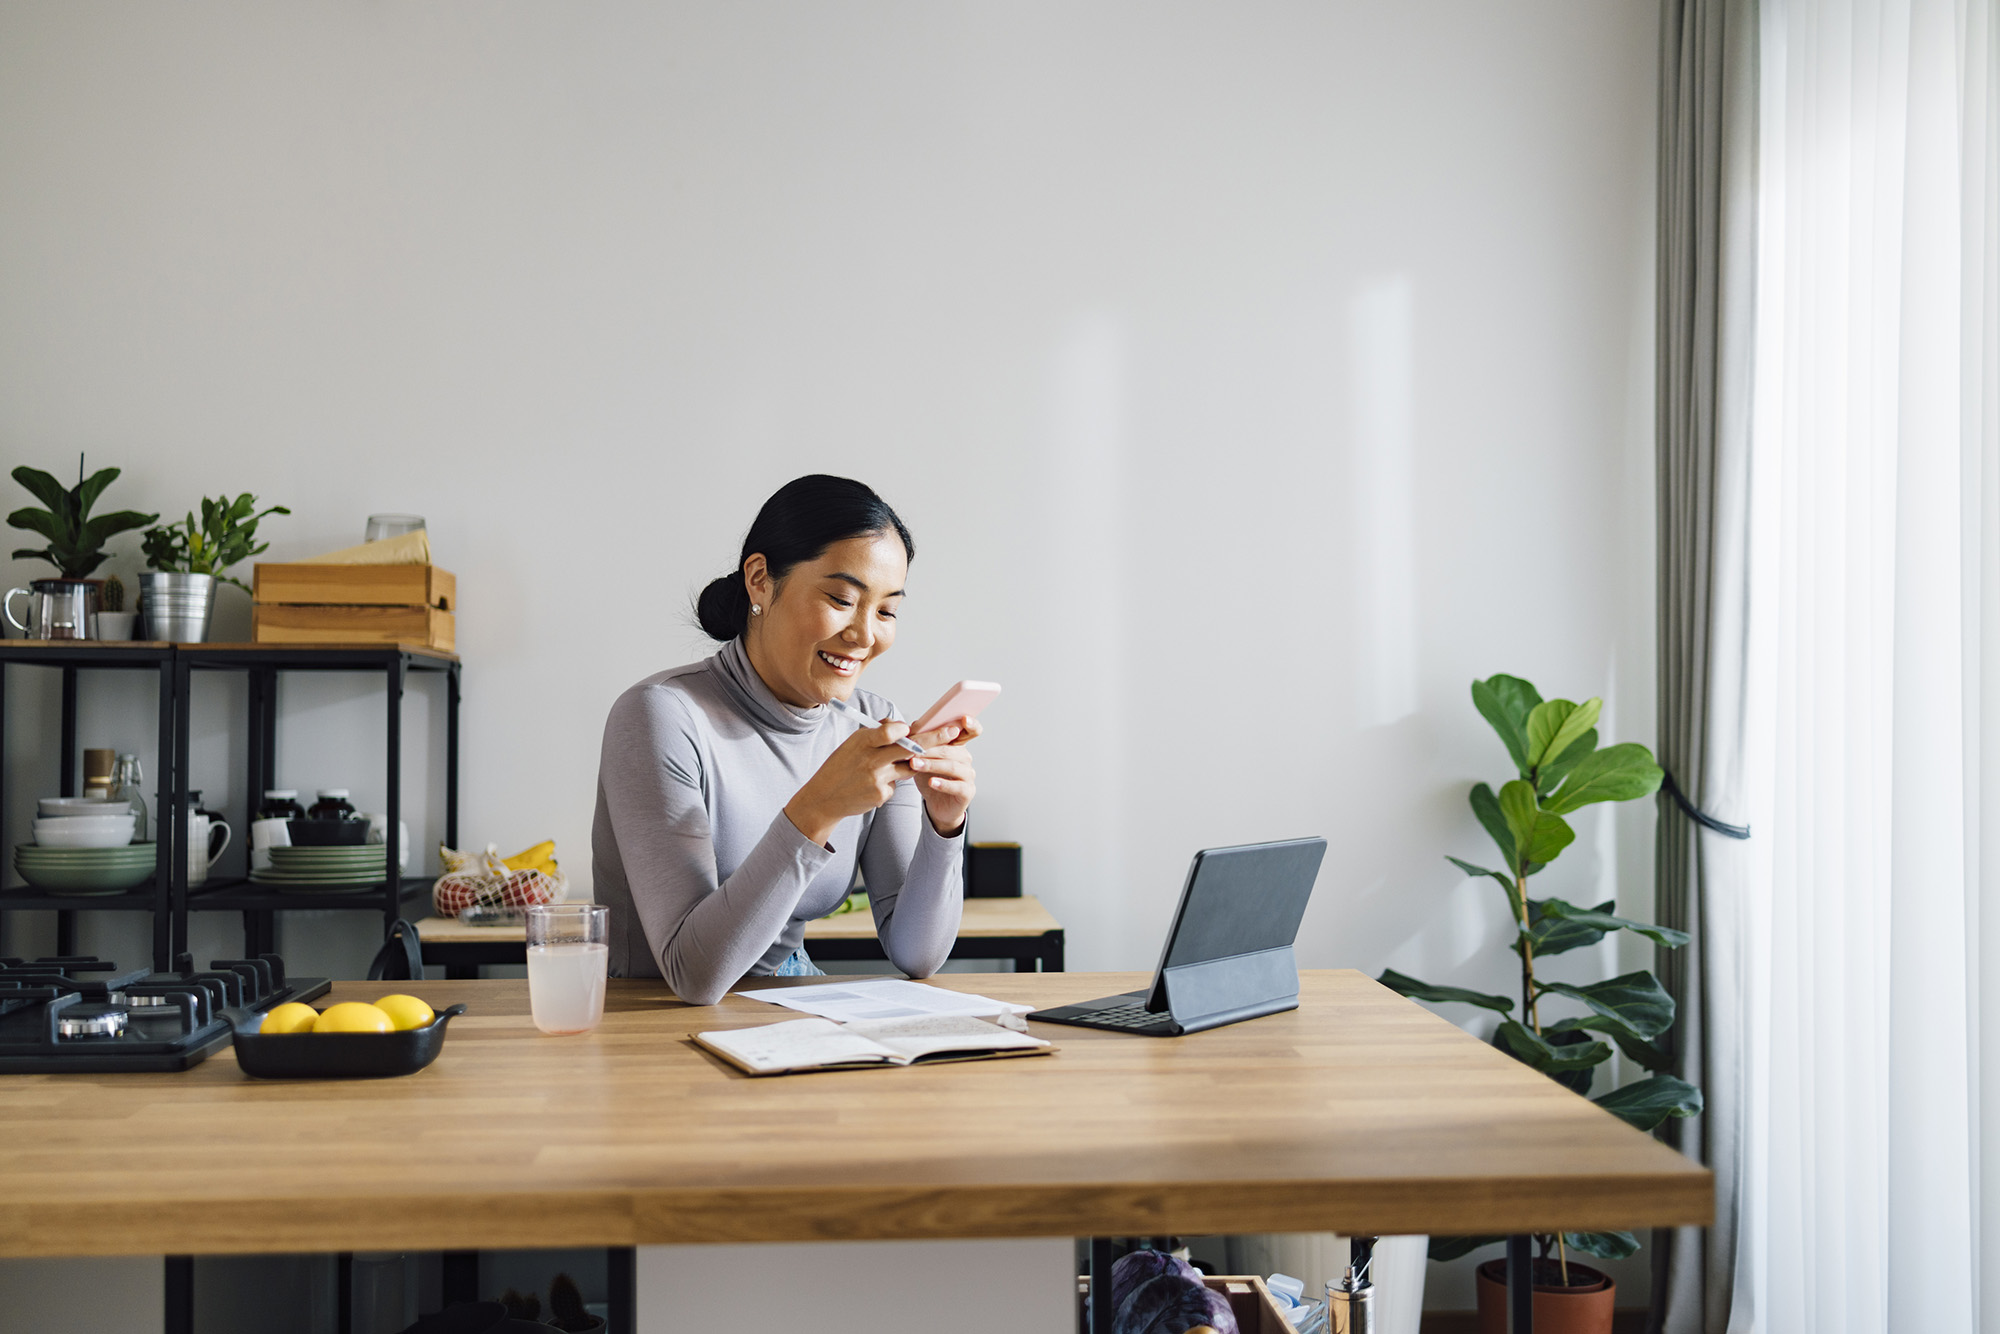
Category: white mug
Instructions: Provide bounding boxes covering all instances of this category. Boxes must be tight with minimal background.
[364,813,410,871]
[187,811,231,887]
[249,817,292,871]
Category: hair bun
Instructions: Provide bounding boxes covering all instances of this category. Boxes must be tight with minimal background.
[695,572,751,641]
[690,475,915,643]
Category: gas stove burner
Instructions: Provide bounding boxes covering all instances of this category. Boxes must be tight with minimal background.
[56,1007,128,1039]
[0,951,329,1074]
[108,991,181,1008]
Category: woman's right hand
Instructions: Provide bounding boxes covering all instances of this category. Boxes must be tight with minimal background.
[784,720,917,847]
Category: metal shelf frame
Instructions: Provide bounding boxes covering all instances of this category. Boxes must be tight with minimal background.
[0,641,459,969]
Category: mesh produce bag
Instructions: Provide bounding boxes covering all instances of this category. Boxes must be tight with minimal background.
[433,843,566,915]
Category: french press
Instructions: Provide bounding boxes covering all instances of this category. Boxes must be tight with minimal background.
[3,579,98,640]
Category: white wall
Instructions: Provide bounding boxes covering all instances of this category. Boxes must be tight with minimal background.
[0,0,1660,1310]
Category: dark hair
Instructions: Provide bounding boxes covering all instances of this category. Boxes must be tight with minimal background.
[695,475,916,641]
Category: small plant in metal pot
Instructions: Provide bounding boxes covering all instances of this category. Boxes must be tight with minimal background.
[142,493,289,592]
[1379,675,1703,1284]
[7,461,157,578]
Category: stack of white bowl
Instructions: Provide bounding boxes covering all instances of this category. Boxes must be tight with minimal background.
[15,796,153,895]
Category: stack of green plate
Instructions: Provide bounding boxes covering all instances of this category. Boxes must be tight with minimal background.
[250,843,387,892]
[14,842,157,895]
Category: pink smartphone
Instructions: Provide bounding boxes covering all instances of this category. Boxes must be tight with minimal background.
[908,680,1002,736]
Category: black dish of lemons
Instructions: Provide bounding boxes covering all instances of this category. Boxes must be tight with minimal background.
[234,994,467,1080]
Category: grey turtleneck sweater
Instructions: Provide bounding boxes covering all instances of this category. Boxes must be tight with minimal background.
[591,638,965,1004]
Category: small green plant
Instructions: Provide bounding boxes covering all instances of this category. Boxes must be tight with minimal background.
[7,460,158,579]
[1380,675,1702,1271]
[100,574,125,612]
[142,494,291,592]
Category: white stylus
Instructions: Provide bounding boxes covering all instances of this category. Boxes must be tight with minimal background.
[825,694,926,755]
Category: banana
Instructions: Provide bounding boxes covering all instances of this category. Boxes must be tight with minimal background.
[502,840,557,873]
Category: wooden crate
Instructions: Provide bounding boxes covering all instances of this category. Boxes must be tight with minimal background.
[253,563,454,610]
[252,563,457,649]
[1078,1273,1293,1334]
[252,603,454,650]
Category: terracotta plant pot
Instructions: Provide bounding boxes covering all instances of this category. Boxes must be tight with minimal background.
[1475,1257,1615,1334]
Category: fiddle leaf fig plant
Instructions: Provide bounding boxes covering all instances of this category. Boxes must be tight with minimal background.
[142,493,290,592]
[7,461,158,578]
[1381,675,1702,1270]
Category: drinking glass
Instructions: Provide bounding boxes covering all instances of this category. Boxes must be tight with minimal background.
[364,514,426,543]
[526,903,609,1035]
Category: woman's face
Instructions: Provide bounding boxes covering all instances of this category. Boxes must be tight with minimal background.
[743,530,908,708]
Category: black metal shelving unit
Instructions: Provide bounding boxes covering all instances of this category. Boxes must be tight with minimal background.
[0,640,459,969]
[0,641,178,967]
[178,643,459,959]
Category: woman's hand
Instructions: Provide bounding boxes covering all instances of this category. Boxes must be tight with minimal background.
[784,720,921,847]
[907,715,980,836]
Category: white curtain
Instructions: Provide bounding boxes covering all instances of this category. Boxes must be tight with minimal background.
[1743,1,1998,1332]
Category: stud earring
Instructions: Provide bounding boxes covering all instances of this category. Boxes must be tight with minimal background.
[750,605,761,615]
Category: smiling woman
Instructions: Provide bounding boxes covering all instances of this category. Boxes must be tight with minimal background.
[592,476,978,1003]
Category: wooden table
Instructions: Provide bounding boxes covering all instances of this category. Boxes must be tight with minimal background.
[410,894,1067,977]
[0,970,1709,1258]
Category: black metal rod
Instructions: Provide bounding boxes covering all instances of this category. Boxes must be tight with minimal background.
[59,666,76,796]
[1089,1238,1115,1333]
[607,1246,636,1334]
[246,668,264,866]
[256,667,279,958]
[164,1255,194,1334]
[260,668,279,781]
[1506,1234,1534,1334]
[336,1252,353,1334]
[0,665,7,920]
[385,656,405,935]
[153,657,176,972]
[441,1250,478,1306]
[171,655,192,963]
[446,662,461,848]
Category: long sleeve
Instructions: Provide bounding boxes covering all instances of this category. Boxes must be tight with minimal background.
[598,685,834,1004]
[859,774,965,978]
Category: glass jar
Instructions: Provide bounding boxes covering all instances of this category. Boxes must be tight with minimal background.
[308,789,358,822]
[110,754,148,844]
[258,789,307,822]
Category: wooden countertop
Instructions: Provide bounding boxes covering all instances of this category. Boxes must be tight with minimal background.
[0,970,1711,1258]
[411,896,1062,946]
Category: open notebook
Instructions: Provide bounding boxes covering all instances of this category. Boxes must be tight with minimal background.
[694,1014,1054,1077]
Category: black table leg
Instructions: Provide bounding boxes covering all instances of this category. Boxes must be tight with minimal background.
[1506,1233,1534,1333]
[1042,930,1065,972]
[442,1249,478,1306]
[1088,1237,1115,1332]
[164,1255,194,1334]
[607,1246,635,1334]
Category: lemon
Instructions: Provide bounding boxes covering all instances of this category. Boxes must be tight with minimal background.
[372,994,435,1031]
[315,1002,393,1034]
[260,1002,319,1035]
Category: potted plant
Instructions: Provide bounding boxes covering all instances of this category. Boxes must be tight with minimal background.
[1379,675,1703,1334]
[4,461,157,640]
[140,493,289,643]
[95,574,136,640]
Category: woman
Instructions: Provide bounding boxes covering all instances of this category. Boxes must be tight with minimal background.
[591,475,979,1004]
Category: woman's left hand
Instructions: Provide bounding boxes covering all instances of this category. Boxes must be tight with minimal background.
[905,716,980,836]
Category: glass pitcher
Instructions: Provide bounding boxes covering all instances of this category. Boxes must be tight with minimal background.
[3,579,97,640]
